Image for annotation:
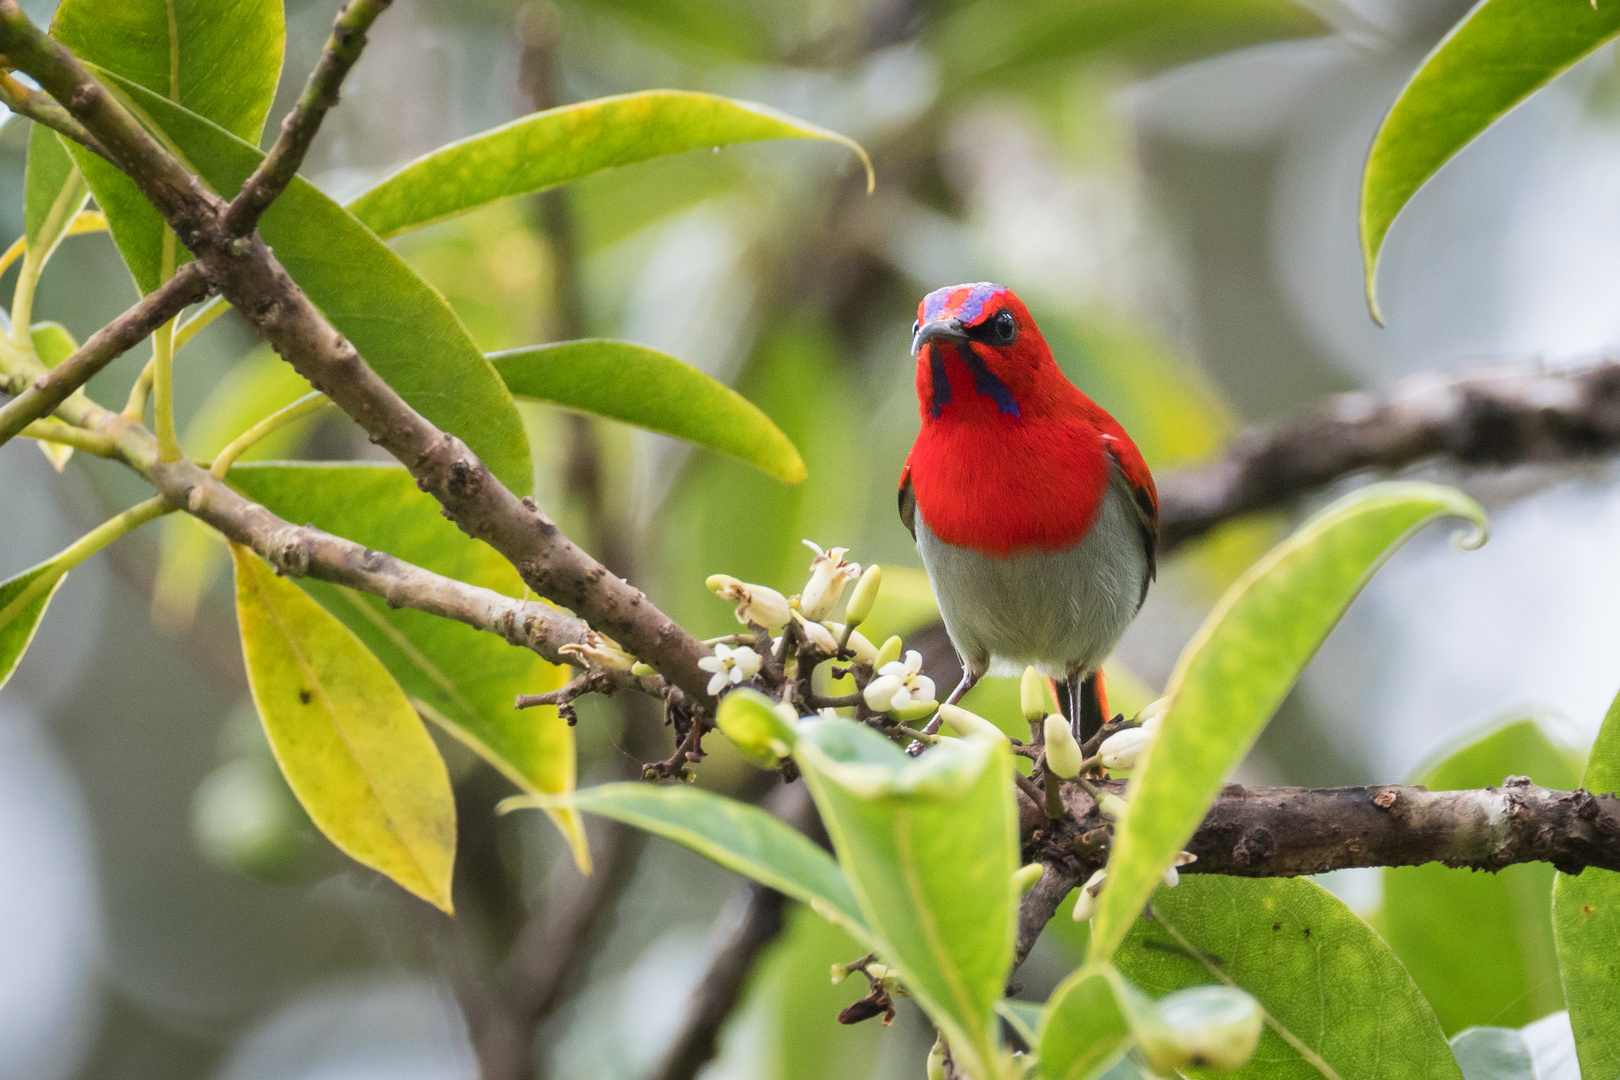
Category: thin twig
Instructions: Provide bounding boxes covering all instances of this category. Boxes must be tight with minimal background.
[223,0,395,235]
[0,262,210,445]
[0,66,108,157]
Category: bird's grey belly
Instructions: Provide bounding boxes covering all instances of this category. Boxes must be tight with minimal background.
[915,470,1146,680]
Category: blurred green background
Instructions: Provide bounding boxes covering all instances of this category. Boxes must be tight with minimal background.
[6,0,1620,1076]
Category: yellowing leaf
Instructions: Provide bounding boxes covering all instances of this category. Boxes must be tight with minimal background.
[231,543,456,912]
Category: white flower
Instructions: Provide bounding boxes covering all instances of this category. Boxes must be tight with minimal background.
[1098,725,1155,771]
[558,630,636,671]
[862,649,936,712]
[697,643,762,695]
[1071,868,1107,922]
[799,540,861,621]
[793,610,841,654]
[1163,851,1197,888]
[706,574,791,631]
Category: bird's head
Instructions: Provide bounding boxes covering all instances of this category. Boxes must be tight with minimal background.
[910,282,1056,422]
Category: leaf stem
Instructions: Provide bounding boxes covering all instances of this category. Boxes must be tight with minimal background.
[0,495,171,630]
[209,392,330,477]
[20,419,119,456]
[151,315,179,460]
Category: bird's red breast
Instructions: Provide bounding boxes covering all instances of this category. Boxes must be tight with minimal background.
[899,284,1159,561]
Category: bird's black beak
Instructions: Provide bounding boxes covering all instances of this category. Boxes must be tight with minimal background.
[911,318,968,358]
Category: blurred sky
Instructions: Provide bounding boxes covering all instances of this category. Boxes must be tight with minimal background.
[5,0,1620,1076]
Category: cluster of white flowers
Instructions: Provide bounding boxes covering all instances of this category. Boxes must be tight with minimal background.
[862,650,936,712]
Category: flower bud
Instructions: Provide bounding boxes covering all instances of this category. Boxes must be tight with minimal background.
[1012,863,1045,895]
[559,630,636,671]
[1099,725,1155,771]
[1021,665,1049,722]
[865,963,890,982]
[873,635,903,669]
[1043,714,1085,778]
[1163,850,1196,888]
[829,963,849,985]
[939,703,1006,742]
[799,541,861,621]
[927,1035,947,1080]
[1071,868,1107,921]
[845,564,882,628]
[630,661,658,678]
[1097,793,1129,821]
[707,574,792,631]
[1137,986,1263,1074]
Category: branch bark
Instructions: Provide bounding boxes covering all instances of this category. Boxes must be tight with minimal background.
[1159,359,1620,552]
[1015,776,1620,964]
[223,0,393,235]
[0,262,211,444]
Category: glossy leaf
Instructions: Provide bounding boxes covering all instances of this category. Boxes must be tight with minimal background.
[230,542,456,912]
[794,719,1017,1080]
[1553,684,1620,1080]
[151,349,316,633]
[227,462,585,867]
[23,125,87,259]
[52,0,284,294]
[347,90,872,240]
[1038,966,1135,1080]
[1383,716,1578,1033]
[98,78,532,493]
[1359,0,1620,319]
[0,562,67,694]
[1088,482,1486,961]
[1116,875,1462,1080]
[492,340,805,484]
[501,781,868,937]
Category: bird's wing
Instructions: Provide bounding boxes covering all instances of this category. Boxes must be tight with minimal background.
[898,459,917,541]
[1102,435,1159,602]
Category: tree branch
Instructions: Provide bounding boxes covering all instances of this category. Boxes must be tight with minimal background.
[1159,358,1620,552]
[0,67,107,157]
[0,2,718,706]
[223,0,393,235]
[1015,776,1620,964]
[0,262,211,444]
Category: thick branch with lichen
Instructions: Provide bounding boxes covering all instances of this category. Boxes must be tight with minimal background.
[1159,359,1620,552]
[1012,776,1620,965]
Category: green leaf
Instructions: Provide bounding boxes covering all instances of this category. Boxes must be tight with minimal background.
[932,0,1329,86]
[501,781,868,936]
[52,0,285,294]
[92,77,533,494]
[1450,1028,1535,1080]
[152,349,317,633]
[1359,0,1620,320]
[230,541,456,912]
[1088,481,1487,961]
[0,562,68,694]
[491,340,805,484]
[346,90,871,241]
[1115,875,1463,1080]
[1038,966,1135,1080]
[1383,715,1578,1033]
[27,322,81,472]
[226,462,585,866]
[794,719,1017,1080]
[1553,685,1620,1080]
[24,125,88,258]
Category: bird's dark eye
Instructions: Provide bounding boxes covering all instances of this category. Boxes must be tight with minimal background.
[990,310,1017,344]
